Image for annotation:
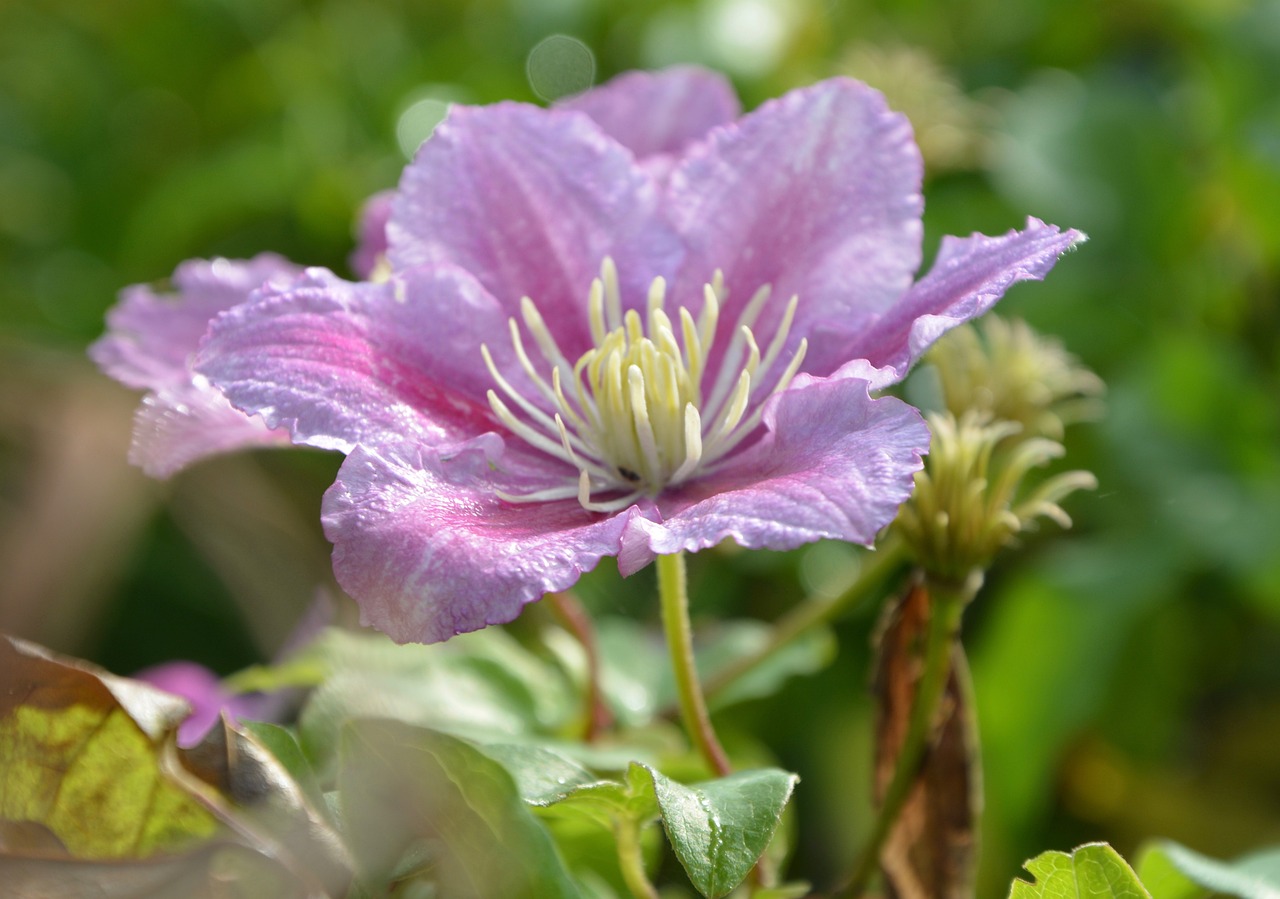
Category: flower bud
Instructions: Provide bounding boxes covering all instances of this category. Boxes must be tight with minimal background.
[894,411,1097,585]
[925,316,1104,441]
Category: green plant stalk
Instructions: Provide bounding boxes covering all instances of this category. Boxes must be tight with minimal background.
[657,550,732,777]
[703,535,908,702]
[615,815,660,899]
[841,570,980,898]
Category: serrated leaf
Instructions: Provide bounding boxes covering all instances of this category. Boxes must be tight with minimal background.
[1009,843,1152,898]
[1137,839,1280,899]
[638,764,798,899]
[339,718,582,898]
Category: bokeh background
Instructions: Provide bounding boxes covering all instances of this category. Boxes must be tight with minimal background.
[2,0,1278,893]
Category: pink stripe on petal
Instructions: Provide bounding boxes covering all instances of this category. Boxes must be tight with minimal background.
[197,266,508,455]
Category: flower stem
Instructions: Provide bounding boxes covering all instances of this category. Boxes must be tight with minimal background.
[616,816,660,899]
[703,535,908,703]
[657,550,732,777]
[840,570,980,898]
[547,590,613,742]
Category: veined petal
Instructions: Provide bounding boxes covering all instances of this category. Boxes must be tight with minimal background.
[667,78,924,377]
[617,375,929,575]
[323,442,643,644]
[557,66,740,162]
[90,254,304,390]
[196,266,511,454]
[836,219,1087,389]
[130,381,290,478]
[389,101,682,347]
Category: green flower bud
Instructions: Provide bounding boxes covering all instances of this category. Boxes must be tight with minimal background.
[926,316,1105,441]
[894,411,1098,585]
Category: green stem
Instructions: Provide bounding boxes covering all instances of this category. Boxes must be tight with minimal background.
[840,570,981,898]
[703,535,908,703]
[616,816,660,899]
[657,551,732,777]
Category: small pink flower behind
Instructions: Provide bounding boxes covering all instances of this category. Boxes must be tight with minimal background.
[134,660,267,748]
[195,68,1084,644]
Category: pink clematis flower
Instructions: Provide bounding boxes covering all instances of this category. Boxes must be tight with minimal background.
[193,67,1082,644]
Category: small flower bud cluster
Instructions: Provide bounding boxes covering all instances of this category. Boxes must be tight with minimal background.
[926,315,1105,441]
[893,317,1101,585]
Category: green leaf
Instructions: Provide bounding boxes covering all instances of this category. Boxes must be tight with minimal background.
[1009,843,1152,898]
[298,628,575,774]
[182,718,352,896]
[476,743,602,806]
[696,621,836,711]
[639,765,798,899]
[1137,839,1280,899]
[339,718,582,898]
[595,619,834,727]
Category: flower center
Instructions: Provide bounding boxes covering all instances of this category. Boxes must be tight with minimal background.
[482,258,807,512]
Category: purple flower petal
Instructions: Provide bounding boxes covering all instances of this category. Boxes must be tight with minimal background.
[350,190,395,279]
[91,255,303,476]
[196,266,511,454]
[836,218,1087,389]
[130,381,290,478]
[666,78,924,377]
[91,254,303,390]
[617,376,928,574]
[388,101,682,348]
[323,440,644,644]
[557,66,740,164]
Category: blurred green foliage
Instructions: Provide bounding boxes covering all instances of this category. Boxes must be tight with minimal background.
[1,0,1278,894]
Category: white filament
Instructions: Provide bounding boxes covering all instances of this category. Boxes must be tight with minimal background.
[483,258,806,510]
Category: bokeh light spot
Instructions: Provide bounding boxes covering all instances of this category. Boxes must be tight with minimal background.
[396,98,451,159]
[526,34,596,102]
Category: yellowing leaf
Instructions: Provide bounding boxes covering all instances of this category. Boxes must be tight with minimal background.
[0,634,218,859]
